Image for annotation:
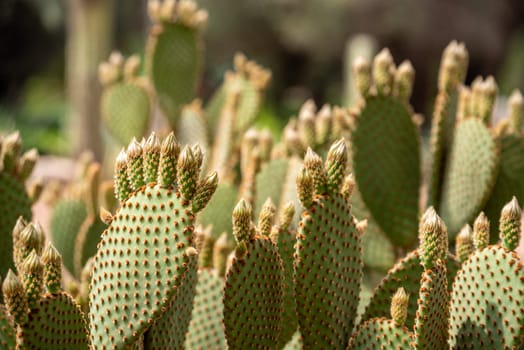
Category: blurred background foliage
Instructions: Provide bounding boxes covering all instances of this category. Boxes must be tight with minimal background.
[1,0,524,156]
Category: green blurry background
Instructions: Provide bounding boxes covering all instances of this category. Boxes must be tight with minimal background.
[1,0,524,158]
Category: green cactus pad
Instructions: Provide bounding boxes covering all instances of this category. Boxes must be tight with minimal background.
[0,172,32,278]
[351,95,421,248]
[351,188,395,271]
[234,77,261,132]
[295,192,362,349]
[440,118,499,236]
[17,291,89,349]
[256,157,303,226]
[361,250,460,329]
[0,305,15,349]
[50,199,87,275]
[223,236,284,350]
[185,269,226,350]
[148,22,201,127]
[483,134,524,242]
[89,184,196,349]
[412,263,449,350]
[176,104,209,156]
[101,82,151,145]
[198,183,238,238]
[273,225,298,348]
[449,246,524,349]
[347,318,413,349]
[205,84,227,137]
[144,253,198,349]
[74,216,106,277]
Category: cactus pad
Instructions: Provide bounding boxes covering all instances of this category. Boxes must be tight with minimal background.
[17,291,89,349]
[0,305,15,349]
[223,236,284,350]
[361,250,460,329]
[351,95,421,247]
[185,269,226,350]
[440,118,499,236]
[198,183,238,238]
[483,134,524,242]
[74,216,106,276]
[347,318,413,349]
[448,246,524,349]
[101,82,151,145]
[143,252,198,349]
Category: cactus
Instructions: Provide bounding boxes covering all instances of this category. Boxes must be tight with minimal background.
[448,197,524,349]
[89,132,216,349]
[146,0,207,127]
[223,199,285,349]
[0,132,39,279]
[350,49,421,248]
[99,52,152,145]
[294,143,362,349]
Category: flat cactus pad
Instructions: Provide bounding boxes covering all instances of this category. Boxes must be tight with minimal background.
[347,318,413,349]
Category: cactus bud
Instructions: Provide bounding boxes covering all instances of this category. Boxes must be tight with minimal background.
[298,100,317,147]
[2,131,22,171]
[456,85,472,121]
[177,145,200,201]
[115,148,131,202]
[15,223,42,271]
[232,199,254,243]
[473,212,490,251]
[509,89,524,133]
[304,148,328,194]
[158,132,181,187]
[191,144,204,171]
[499,197,521,251]
[258,198,277,236]
[126,138,144,190]
[341,174,356,199]
[373,48,395,96]
[123,55,141,81]
[21,250,44,309]
[17,148,38,181]
[2,270,29,325]
[296,167,314,209]
[41,243,62,294]
[279,201,295,231]
[198,227,215,269]
[258,129,273,163]
[325,139,348,191]
[192,171,219,213]
[353,56,372,97]
[213,233,233,277]
[419,207,447,269]
[315,104,332,145]
[456,224,474,262]
[390,287,409,327]
[143,132,161,184]
[12,216,27,247]
[394,60,415,103]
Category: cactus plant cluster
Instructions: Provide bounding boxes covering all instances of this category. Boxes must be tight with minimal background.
[1,1,524,349]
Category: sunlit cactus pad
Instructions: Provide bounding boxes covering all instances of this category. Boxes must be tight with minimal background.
[361,251,460,329]
[185,269,226,350]
[143,253,198,349]
[223,236,284,350]
[351,95,420,247]
[347,318,413,349]
[448,246,524,349]
[17,292,89,349]
[440,118,499,236]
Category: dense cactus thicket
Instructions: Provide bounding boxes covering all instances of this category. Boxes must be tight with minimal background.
[1,0,524,349]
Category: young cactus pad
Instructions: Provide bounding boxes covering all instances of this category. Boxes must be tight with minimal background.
[89,132,217,349]
[294,143,362,349]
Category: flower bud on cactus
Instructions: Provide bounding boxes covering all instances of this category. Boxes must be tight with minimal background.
[213,233,232,277]
[509,89,524,133]
[126,138,145,189]
[41,243,62,294]
[419,207,447,269]
[499,197,521,251]
[192,172,219,213]
[390,287,409,327]
[373,48,395,95]
[143,132,161,184]
[2,270,28,325]
[158,132,181,187]
[177,145,199,201]
[279,202,295,231]
[296,167,314,209]
[473,212,490,251]
[325,139,348,191]
[353,56,371,97]
[1,131,22,171]
[17,148,39,181]
[15,223,43,271]
[394,60,415,103]
[456,224,474,262]
[258,198,276,236]
[114,148,131,201]
[21,250,43,309]
[341,174,356,199]
[232,199,254,243]
[304,148,328,193]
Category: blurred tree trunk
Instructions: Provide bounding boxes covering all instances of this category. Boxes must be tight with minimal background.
[66,0,114,161]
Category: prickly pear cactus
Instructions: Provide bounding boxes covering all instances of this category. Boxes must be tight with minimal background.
[99,52,151,145]
[0,132,38,278]
[146,0,207,127]
[89,132,217,349]
[351,49,420,248]
[0,305,15,349]
[198,183,238,238]
[428,41,468,207]
[223,199,285,350]
[449,197,524,349]
[348,288,413,349]
[439,78,499,236]
[294,141,362,349]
